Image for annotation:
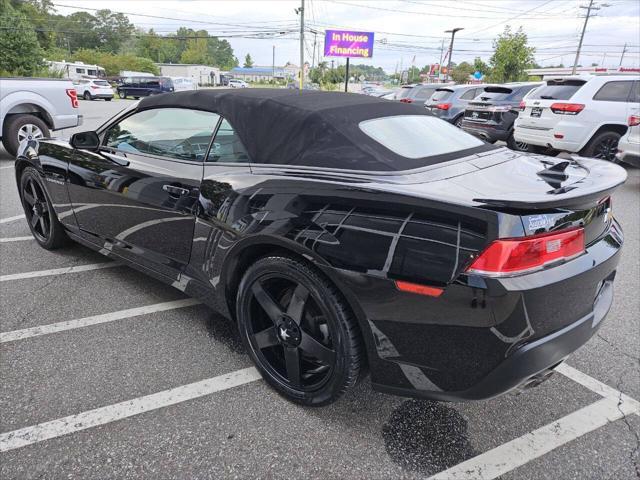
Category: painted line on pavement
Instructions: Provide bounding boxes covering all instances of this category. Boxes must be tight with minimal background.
[428,395,639,480]
[0,262,121,282]
[0,367,262,452]
[0,298,202,343]
[0,165,15,170]
[0,214,25,224]
[0,236,34,243]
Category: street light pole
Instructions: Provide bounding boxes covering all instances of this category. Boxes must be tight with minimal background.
[299,0,305,90]
[445,27,463,83]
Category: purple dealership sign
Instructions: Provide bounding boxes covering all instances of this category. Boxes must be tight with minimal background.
[324,30,374,58]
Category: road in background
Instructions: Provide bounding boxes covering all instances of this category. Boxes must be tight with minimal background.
[0,100,638,479]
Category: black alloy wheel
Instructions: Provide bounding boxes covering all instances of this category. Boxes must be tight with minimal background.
[582,131,622,162]
[237,256,364,406]
[83,91,92,101]
[20,167,68,249]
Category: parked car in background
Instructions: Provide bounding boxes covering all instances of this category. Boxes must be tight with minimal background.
[399,83,445,105]
[460,83,542,151]
[395,84,415,101]
[425,84,487,126]
[73,78,114,101]
[515,76,639,161]
[1,78,81,156]
[228,79,249,88]
[616,113,640,167]
[171,77,197,92]
[116,76,174,99]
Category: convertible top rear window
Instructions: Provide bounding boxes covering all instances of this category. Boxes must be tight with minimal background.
[360,115,484,159]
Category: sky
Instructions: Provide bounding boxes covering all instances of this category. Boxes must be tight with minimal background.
[54,0,640,73]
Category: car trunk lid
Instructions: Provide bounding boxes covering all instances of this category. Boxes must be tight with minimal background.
[519,79,587,130]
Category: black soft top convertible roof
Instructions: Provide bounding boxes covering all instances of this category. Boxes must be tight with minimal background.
[139,89,476,171]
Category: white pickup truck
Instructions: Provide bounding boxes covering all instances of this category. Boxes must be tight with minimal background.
[1,78,83,156]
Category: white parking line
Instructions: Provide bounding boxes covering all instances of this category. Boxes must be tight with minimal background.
[0,262,121,282]
[0,298,202,343]
[0,367,262,452]
[0,236,34,243]
[0,165,14,170]
[0,214,25,224]
[428,363,640,479]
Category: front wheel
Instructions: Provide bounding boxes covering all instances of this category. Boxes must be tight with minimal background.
[118,91,127,99]
[581,131,621,162]
[83,91,92,101]
[20,167,69,250]
[236,256,364,406]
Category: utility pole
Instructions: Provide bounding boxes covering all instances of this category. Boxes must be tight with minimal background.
[272,45,275,80]
[312,31,317,68]
[573,1,609,74]
[445,28,463,83]
[619,42,627,66]
[298,0,305,90]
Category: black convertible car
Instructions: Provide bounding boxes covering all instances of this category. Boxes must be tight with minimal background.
[15,89,627,406]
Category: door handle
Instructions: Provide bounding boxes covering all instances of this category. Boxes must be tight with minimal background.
[163,184,189,196]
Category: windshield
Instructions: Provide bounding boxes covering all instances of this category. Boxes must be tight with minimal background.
[93,80,110,86]
[360,115,484,159]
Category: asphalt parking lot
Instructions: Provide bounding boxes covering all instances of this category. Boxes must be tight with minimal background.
[0,99,638,479]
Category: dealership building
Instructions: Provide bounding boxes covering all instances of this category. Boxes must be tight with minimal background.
[156,63,221,86]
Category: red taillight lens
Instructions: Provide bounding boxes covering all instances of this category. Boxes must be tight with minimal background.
[66,88,78,108]
[435,102,451,110]
[550,103,584,115]
[465,228,585,277]
[400,98,413,103]
[628,115,640,127]
[519,100,526,111]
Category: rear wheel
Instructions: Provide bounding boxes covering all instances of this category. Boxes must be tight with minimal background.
[236,256,364,406]
[2,114,49,157]
[581,131,621,162]
[454,116,464,128]
[118,91,127,99]
[507,133,532,152]
[20,167,68,250]
[83,91,92,101]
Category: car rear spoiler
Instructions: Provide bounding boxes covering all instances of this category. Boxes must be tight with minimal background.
[473,157,628,210]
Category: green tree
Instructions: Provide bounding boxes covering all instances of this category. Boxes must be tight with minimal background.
[243,53,254,68]
[473,57,490,77]
[0,1,44,75]
[94,9,134,53]
[488,26,535,83]
[451,61,474,84]
[57,12,99,53]
[180,33,211,64]
[72,48,158,76]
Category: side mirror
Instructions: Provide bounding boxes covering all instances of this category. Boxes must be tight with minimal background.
[70,131,100,151]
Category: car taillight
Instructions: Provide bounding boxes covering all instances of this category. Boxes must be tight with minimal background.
[465,228,585,277]
[519,101,526,111]
[628,115,640,127]
[435,103,451,110]
[66,88,78,108]
[550,103,584,115]
[400,98,413,103]
[90,86,99,89]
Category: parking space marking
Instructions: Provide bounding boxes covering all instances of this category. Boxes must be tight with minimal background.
[429,395,639,480]
[0,298,202,343]
[0,367,261,452]
[0,262,121,282]
[0,165,14,170]
[0,236,34,243]
[0,214,25,224]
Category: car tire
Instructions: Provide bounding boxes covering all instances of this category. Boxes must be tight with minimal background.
[19,167,69,250]
[581,131,621,162]
[507,133,533,152]
[83,91,92,101]
[118,91,127,99]
[2,114,50,157]
[236,255,364,406]
[454,116,464,128]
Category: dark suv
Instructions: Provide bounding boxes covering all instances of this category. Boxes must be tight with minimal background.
[460,83,541,151]
[425,84,487,126]
[117,77,174,99]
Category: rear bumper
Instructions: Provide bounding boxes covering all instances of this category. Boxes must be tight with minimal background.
[373,275,614,401]
[513,120,589,152]
[616,138,640,167]
[460,120,511,142]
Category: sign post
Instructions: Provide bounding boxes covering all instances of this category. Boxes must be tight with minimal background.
[324,30,374,93]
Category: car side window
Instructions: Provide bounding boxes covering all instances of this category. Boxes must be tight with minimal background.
[460,89,477,100]
[629,81,640,103]
[104,108,220,162]
[206,118,250,163]
[593,81,633,102]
